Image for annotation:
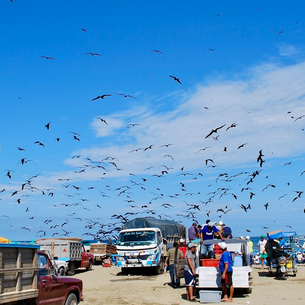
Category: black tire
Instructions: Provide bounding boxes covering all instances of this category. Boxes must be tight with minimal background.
[244,287,252,294]
[68,262,75,276]
[59,267,65,276]
[154,265,161,275]
[86,260,93,271]
[64,293,78,305]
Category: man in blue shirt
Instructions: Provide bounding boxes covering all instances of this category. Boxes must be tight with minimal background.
[200,222,224,257]
[218,242,234,303]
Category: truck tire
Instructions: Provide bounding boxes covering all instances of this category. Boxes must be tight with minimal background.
[243,287,252,294]
[68,262,75,276]
[59,267,66,276]
[86,260,93,271]
[154,265,161,275]
[64,293,78,305]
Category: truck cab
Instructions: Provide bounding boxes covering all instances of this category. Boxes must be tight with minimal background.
[37,251,84,304]
[115,228,165,274]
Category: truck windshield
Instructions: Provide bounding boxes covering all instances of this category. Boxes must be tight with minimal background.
[117,231,156,246]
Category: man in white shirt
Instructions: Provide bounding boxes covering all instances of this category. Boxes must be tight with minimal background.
[257,235,267,270]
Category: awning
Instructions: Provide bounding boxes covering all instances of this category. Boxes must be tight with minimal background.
[0,236,10,243]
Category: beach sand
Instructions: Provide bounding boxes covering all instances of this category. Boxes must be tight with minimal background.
[73,264,305,305]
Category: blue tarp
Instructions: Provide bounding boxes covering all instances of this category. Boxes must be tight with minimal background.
[124,217,186,239]
[267,230,297,239]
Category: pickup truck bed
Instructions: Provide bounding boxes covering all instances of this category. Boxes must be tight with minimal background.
[0,244,39,304]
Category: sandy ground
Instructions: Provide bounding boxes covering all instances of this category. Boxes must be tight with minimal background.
[73,264,305,305]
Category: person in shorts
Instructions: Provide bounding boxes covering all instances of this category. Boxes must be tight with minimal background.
[218,242,234,302]
[257,235,267,270]
[184,243,197,301]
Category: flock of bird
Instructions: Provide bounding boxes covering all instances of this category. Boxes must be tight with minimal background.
[1,2,304,241]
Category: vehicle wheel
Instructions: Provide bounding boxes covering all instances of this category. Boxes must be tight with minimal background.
[68,262,75,276]
[154,265,161,275]
[59,267,65,276]
[64,293,78,305]
[244,287,252,294]
[86,260,93,271]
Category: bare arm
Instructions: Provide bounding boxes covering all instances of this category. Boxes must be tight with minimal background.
[221,263,229,279]
[187,257,196,274]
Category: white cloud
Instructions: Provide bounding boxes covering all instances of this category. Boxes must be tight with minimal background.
[278,44,298,57]
[80,60,305,176]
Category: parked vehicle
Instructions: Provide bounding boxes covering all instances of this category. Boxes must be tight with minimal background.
[266,230,298,280]
[36,238,94,275]
[174,239,253,294]
[0,243,83,305]
[115,217,186,274]
[90,242,117,264]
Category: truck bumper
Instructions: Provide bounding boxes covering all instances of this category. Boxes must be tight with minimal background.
[116,261,159,268]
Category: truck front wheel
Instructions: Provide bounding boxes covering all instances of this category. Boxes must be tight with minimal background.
[64,293,78,305]
[86,260,93,271]
[59,267,66,276]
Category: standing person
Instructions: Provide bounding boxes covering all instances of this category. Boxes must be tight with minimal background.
[218,242,234,303]
[164,242,184,288]
[257,235,267,270]
[188,223,198,242]
[246,236,254,267]
[184,243,197,301]
[197,225,202,238]
[222,223,233,239]
[200,222,224,257]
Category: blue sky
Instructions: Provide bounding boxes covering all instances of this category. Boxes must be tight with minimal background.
[1,0,305,240]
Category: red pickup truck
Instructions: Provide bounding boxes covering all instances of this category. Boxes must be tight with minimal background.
[0,243,83,305]
[37,251,84,304]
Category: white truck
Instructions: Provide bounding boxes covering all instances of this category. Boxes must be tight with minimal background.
[36,238,94,275]
[115,217,186,274]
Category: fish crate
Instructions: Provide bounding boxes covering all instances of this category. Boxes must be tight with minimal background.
[200,259,220,267]
[199,290,222,303]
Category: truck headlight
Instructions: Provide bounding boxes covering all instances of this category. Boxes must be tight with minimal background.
[147,254,157,260]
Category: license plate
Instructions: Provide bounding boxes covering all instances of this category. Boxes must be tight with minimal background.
[128,259,138,263]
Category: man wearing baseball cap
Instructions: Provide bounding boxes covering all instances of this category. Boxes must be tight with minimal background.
[184,243,198,301]
[200,221,225,257]
[218,242,234,302]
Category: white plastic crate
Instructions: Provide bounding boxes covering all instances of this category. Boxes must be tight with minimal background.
[199,290,222,303]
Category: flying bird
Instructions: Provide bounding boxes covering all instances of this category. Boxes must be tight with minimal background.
[80,28,87,32]
[40,56,55,60]
[169,75,181,84]
[151,49,163,54]
[34,141,45,147]
[115,93,136,98]
[92,95,112,101]
[97,117,108,125]
[45,122,51,130]
[84,52,102,56]
[205,124,226,139]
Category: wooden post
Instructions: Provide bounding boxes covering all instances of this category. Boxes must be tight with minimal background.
[16,248,21,292]
[32,249,38,289]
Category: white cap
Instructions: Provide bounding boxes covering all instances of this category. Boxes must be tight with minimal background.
[208,221,214,227]
[218,242,227,250]
[218,221,223,225]
[246,236,250,240]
